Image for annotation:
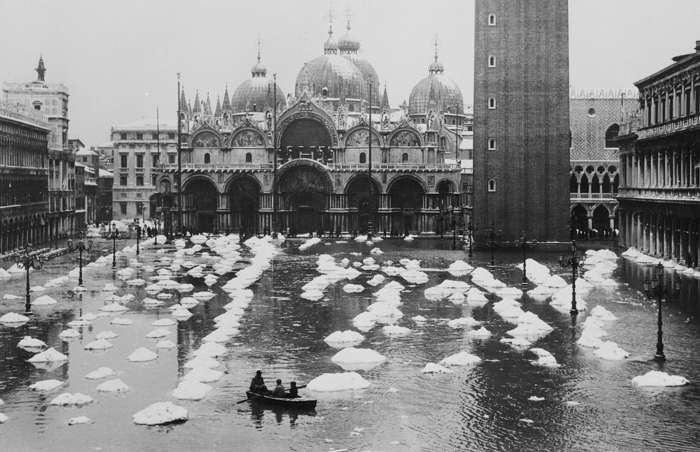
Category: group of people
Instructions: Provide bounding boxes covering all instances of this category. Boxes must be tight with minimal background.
[249,371,299,398]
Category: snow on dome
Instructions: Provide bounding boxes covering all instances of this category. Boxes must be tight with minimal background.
[110,317,133,325]
[448,260,473,277]
[27,347,68,363]
[33,295,57,306]
[84,339,114,350]
[29,379,63,391]
[324,330,365,348]
[529,348,560,368]
[342,283,364,293]
[182,367,224,383]
[128,347,158,362]
[382,325,411,337]
[85,367,115,380]
[631,370,689,387]
[133,401,188,425]
[17,336,46,349]
[421,363,453,373]
[172,380,212,400]
[447,317,481,329]
[0,312,30,324]
[49,393,94,406]
[96,378,130,392]
[307,371,371,392]
[593,341,629,360]
[439,351,482,367]
[59,329,80,340]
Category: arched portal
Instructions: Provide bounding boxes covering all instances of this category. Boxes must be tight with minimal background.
[228,175,260,235]
[277,162,331,234]
[346,175,379,234]
[571,204,588,239]
[389,177,425,235]
[592,205,610,238]
[280,118,333,163]
[183,177,218,233]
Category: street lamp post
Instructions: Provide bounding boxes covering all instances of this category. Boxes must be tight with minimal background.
[133,221,141,256]
[488,224,500,268]
[643,262,679,362]
[105,229,120,268]
[14,243,45,314]
[67,232,93,286]
[153,218,159,245]
[559,240,585,316]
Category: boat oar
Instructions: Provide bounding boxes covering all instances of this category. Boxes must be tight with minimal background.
[236,385,308,404]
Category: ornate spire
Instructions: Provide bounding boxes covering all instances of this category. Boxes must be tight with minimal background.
[428,35,444,74]
[380,84,390,111]
[338,7,360,54]
[192,91,201,113]
[324,2,338,55]
[251,36,267,77]
[205,93,212,115]
[214,96,222,117]
[222,85,231,112]
[35,55,46,82]
[180,86,189,114]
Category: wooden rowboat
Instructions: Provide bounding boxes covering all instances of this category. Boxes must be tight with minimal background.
[245,391,317,410]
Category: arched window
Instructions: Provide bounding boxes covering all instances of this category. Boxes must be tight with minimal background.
[401,153,408,163]
[488,55,496,67]
[359,152,366,164]
[605,124,620,148]
[488,179,496,192]
[245,152,252,163]
[488,97,496,109]
[204,153,210,164]
[488,13,496,25]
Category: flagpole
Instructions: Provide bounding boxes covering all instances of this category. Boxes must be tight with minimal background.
[177,73,183,236]
[272,73,278,235]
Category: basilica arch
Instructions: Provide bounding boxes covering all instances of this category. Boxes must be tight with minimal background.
[276,159,333,234]
[388,175,425,235]
[345,174,381,234]
[183,176,219,233]
[227,174,261,235]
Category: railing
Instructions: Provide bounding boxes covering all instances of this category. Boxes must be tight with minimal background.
[331,163,460,171]
[156,161,459,172]
[637,114,700,140]
[570,192,617,201]
[158,163,274,171]
[618,186,700,202]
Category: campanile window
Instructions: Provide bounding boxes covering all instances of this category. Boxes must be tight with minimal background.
[488,14,496,26]
[488,55,496,67]
[488,97,496,109]
[488,179,496,192]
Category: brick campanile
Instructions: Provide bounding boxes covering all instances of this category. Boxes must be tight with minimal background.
[473,0,570,244]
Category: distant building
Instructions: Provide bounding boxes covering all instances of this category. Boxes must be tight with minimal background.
[473,0,570,243]
[617,40,700,267]
[70,139,99,227]
[96,168,113,223]
[3,56,76,243]
[92,142,114,171]
[569,92,638,239]
[0,103,51,254]
[110,119,177,221]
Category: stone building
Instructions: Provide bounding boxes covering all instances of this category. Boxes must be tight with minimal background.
[473,0,570,243]
[569,91,638,239]
[110,119,177,221]
[0,104,51,254]
[3,57,75,244]
[617,40,700,268]
[153,20,469,236]
[71,139,99,227]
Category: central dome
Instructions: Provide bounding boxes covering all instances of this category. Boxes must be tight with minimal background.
[409,53,463,115]
[295,54,367,100]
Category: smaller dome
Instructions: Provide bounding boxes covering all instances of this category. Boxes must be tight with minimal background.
[324,28,339,54]
[251,60,267,77]
[428,59,444,74]
[338,21,360,53]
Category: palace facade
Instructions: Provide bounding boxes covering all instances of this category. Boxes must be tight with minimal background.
[151,20,471,235]
[617,40,700,268]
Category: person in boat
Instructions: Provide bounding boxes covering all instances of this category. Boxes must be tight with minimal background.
[249,370,268,394]
[288,381,299,398]
[272,379,286,397]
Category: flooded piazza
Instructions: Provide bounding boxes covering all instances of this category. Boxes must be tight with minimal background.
[0,235,699,452]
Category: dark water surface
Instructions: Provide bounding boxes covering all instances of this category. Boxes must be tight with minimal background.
[0,238,699,452]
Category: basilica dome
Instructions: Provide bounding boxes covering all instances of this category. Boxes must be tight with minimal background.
[295,54,368,100]
[231,54,286,113]
[409,55,463,115]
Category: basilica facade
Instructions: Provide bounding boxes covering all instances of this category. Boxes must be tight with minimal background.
[154,21,470,235]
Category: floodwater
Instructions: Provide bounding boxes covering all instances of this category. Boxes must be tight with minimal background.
[0,238,699,452]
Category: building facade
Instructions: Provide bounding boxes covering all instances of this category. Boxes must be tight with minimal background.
[110,120,177,221]
[473,0,570,243]
[617,41,700,268]
[569,92,638,239]
[153,21,469,236]
[0,104,51,254]
[3,57,76,243]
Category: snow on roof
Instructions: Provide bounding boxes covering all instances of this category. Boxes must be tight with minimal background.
[460,135,473,150]
[99,169,113,177]
[113,118,176,131]
[76,148,98,156]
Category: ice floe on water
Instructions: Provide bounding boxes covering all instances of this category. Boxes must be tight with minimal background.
[324,330,365,348]
[593,341,629,360]
[468,326,492,340]
[299,237,322,251]
[32,295,57,306]
[85,367,115,380]
[145,328,170,339]
[411,315,427,324]
[29,379,63,391]
[59,329,80,340]
[156,339,177,349]
[447,317,481,329]
[28,347,68,363]
[183,367,224,383]
[307,372,370,392]
[50,393,94,406]
[331,347,386,371]
[67,416,92,425]
[96,330,119,340]
[439,351,482,367]
[84,339,113,350]
[631,371,689,387]
[133,402,188,425]
[128,347,158,362]
[448,260,473,277]
[422,363,453,374]
[110,317,133,326]
[342,283,364,293]
[382,325,411,337]
[96,379,130,392]
[17,336,46,350]
[529,348,560,368]
[0,312,29,324]
[424,280,470,301]
[172,380,212,400]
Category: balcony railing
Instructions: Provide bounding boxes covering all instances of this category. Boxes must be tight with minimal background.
[638,114,700,140]
[570,192,617,201]
[155,161,459,172]
[617,186,700,202]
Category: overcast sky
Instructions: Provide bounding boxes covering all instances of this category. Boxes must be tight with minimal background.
[1,0,698,145]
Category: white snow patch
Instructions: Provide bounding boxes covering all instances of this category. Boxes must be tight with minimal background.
[29,379,63,391]
[421,363,453,374]
[128,347,158,362]
[27,347,67,363]
[96,379,130,392]
[85,367,115,380]
[307,372,370,392]
[49,393,94,406]
[324,330,365,348]
[439,351,482,367]
[172,380,212,400]
[331,347,386,371]
[133,402,188,425]
[631,370,689,387]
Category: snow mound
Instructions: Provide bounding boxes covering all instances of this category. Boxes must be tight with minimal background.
[110,317,133,325]
[0,312,29,324]
[49,393,94,406]
[422,363,453,373]
[97,379,130,392]
[28,347,68,363]
[367,274,385,286]
[33,295,58,306]
[631,370,689,387]
[133,402,188,425]
[352,312,377,332]
[29,379,63,391]
[466,288,489,306]
[331,347,386,371]
[448,260,473,277]
[439,351,482,367]
[96,330,118,340]
[590,305,617,321]
[370,247,384,255]
[85,367,115,380]
[299,237,321,251]
[529,348,560,368]
[382,325,411,337]
[100,303,128,313]
[447,317,481,329]
[128,347,158,362]
[342,283,364,293]
[182,367,224,383]
[307,372,370,392]
[67,416,93,425]
[324,330,364,348]
[172,380,212,400]
[593,341,629,360]
[85,339,114,350]
[301,290,324,301]
[145,328,170,339]
[193,342,227,357]
[193,291,216,302]
[156,339,176,349]
[468,327,492,339]
[18,336,46,349]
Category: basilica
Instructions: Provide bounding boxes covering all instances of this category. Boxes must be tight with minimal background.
[154,19,470,236]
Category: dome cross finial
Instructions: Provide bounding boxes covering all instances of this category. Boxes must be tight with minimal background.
[345,6,352,31]
[36,55,46,82]
[434,35,439,62]
[257,35,262,63]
